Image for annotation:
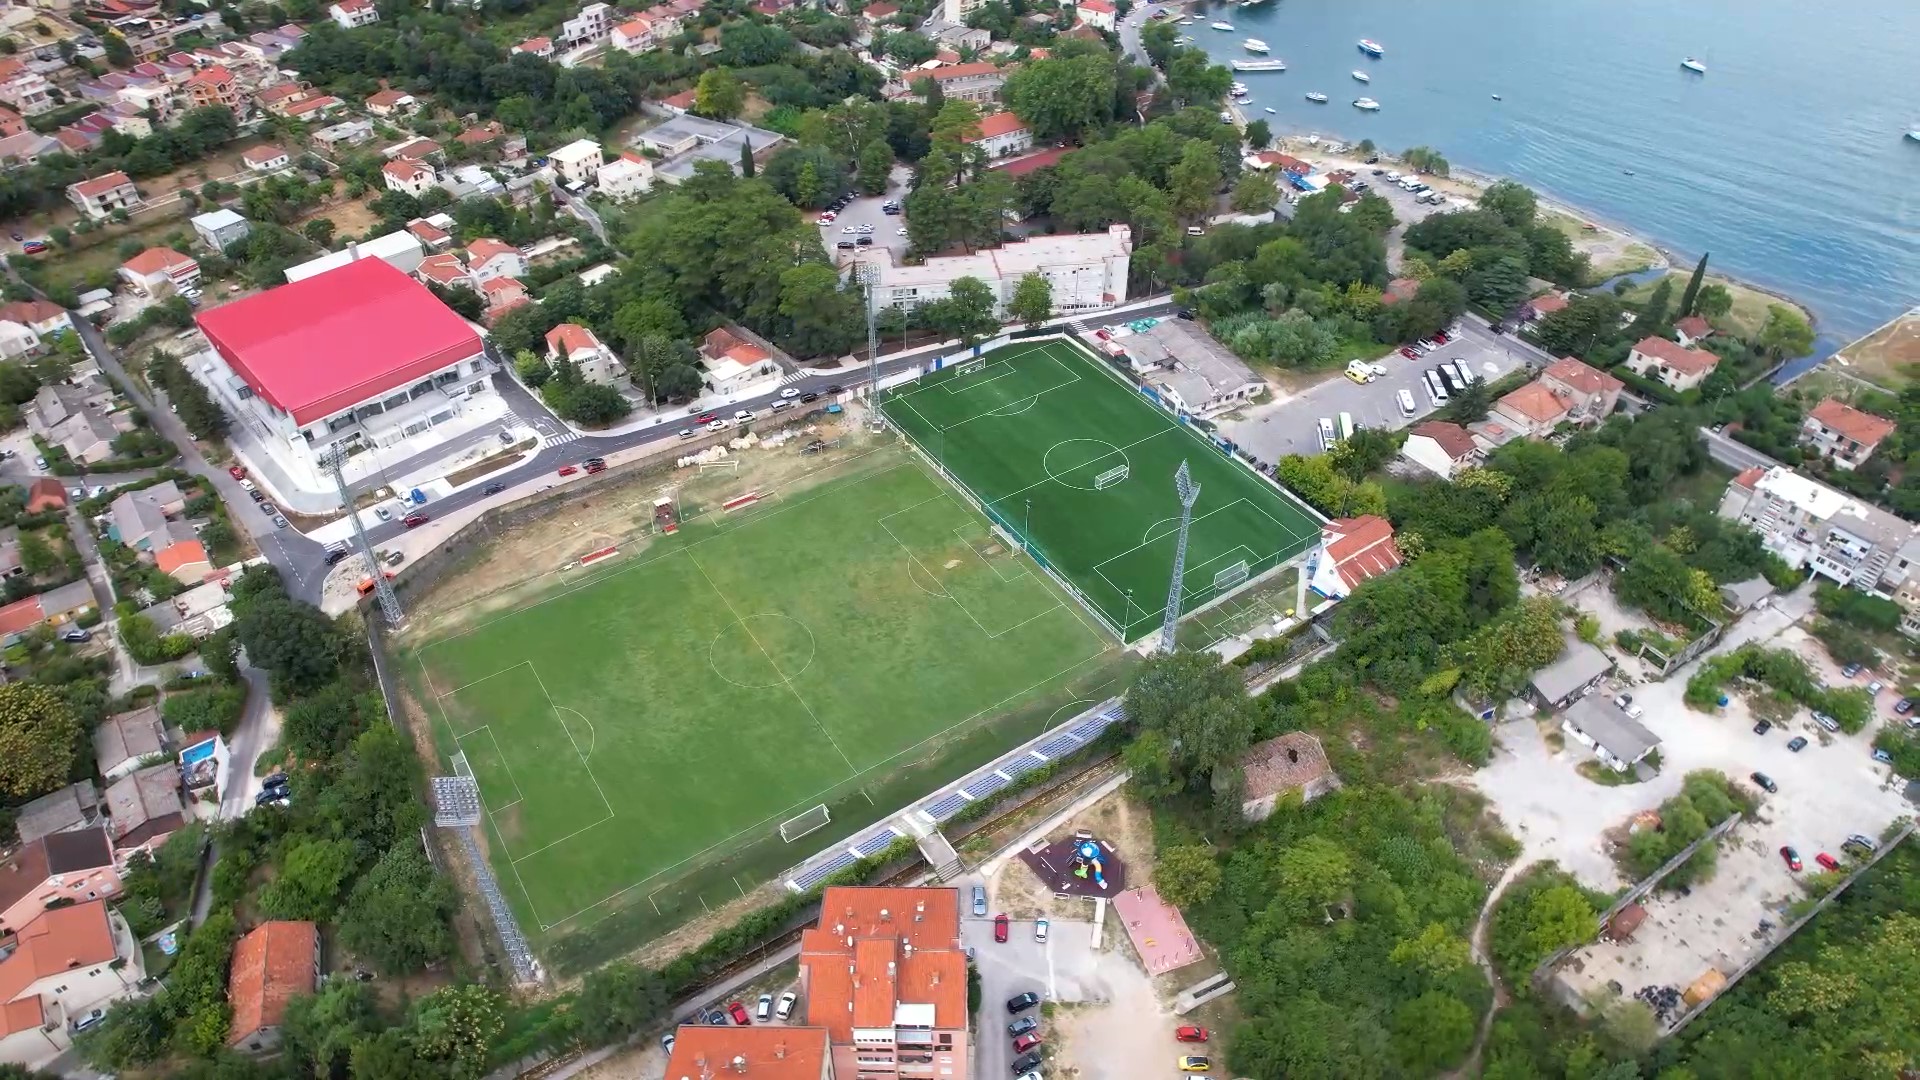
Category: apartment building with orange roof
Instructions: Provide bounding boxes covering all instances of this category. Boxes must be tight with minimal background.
[798,886,969,1080]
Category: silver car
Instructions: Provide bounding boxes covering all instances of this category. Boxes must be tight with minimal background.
[972,884,987,916]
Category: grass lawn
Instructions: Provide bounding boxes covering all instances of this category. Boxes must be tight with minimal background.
[1617,270,1807,342]
[880,339,1322,641]
[1834,312,1920,392]
[405,448,1112,941]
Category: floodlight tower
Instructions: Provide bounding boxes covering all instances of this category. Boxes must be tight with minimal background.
[326,447,403,627]
[856,260,883,430]
[1158,460,1199,652]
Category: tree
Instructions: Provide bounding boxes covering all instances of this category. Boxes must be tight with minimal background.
[0,683,79,799]
[1757,304,1814,361]
[1391,991,1476,1073]
[1478,179,1537,230]
[17,531,56,577]
[303,218,336,247]
[694,68,746,121]
[738,137,755,179]
[408,984,504,1080]
[1165,51,1230,106]
[1152,844,1221,909]
[1244,119,1271,150]
[1626,277,1674,339]
[923,276,999,345]
[1532,294,1623,358]
[1166,140,1221,222]
[1694,283,1734,319]
[258,838,355,920]
[856,140,893,195]
[281,679,365,761]
[1229,171,1278,214]
[777,263,862,358]
[1678,251,1709,317]
[1007,271,1052,327]
[234,590,348,695]
[576,964,671,1046]
[1004,54,1117,142]
[282,981,382,1079]
[337,846,458,974]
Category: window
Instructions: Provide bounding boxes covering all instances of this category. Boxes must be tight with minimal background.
[383,392,409,409]
[404,420,429,437]
[468,382,484,394]
[429,410,453,426]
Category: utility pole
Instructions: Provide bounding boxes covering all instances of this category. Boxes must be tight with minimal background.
[1158,460,1199,652]
[325,447,403,627]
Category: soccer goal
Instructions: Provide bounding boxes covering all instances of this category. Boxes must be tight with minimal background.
[1211,560,1251,593]
[779,803,832,843]
[952,358,986,377]
[1093,464,1129,489]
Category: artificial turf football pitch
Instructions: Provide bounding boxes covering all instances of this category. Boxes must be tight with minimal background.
[406,448,1112,938]
[879,337,1323,641]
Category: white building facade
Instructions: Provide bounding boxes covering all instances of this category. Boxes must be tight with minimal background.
[857,225,1132,316]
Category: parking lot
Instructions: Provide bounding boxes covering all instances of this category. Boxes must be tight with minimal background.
[824,165,911,267]
[1218,315,1552,464]
[1473,583,1915,1020]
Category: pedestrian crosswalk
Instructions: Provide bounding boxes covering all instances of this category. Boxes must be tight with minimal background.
[544,429,582,446]
[777,370,810,387]
[1064,319,1096,336]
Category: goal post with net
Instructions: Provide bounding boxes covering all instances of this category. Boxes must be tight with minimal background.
[779,803,832,843]
[952,357,986,376]
[1094,464,1129,489]
[1212,560,1251,593]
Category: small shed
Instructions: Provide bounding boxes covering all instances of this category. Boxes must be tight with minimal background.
[1683,968,1727,1007]
[1603,902,1646,942]
[1528,636,1615,711]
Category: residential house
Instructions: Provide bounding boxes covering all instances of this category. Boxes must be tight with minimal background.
[327,0,378,28]
[511,36,554,59]
[179,730,229,793]
[545,323,626,387]
[0,902,142,1066]
[1523,293,1569,321]
[0,132,58,169]
[66,172,139,220]
[1074,0,1116,30]
[284,229,424,283]
[1239,732,1338,821]
[140,577,235,640]
[0,106,21,138]
[24,481,65,515]
[0,832,120,938]
[595,153,654,200]
[639,1,691,38]
[1719,465,1920,597]
[92,706,166,783]
[963,112,1033,159]
[1491,380,1570,438]
[454,121,509,148]
[28,384,127,466]
[464,238,524,282]
[1527,636,1615,711]
[255,83,317,115]
[108,481,206,581]
[282,95,344,122]
[0,529,20,580]
[0,301,71,360]
[1562,695,1660,772]
[698,327,778,396]
[1537,356,1624,425]
[405,216,454,250]
[117,248,200,298]
[561,1,614,48]
[940,0,990,27]
[34,582,94,627]
[663,1027,832,1080]
[658,88,698,115]
[1801,398,1896,470]
[183,65,241,116]
[12,783,100,845]
[415,252,473,291]
[0,59,56,117]
[363,88,413,117]
[548,138,603,187]
[854,226,1130,316]
[310,119,373,151]
[226,921,318,1055]
[383,136,441,162]
[156,538,210,583]
[1401,420,1482,479]
[1674,315,1714,348]
[480,277,529,320]
[637,114,786,184]
[1306,514,1402,601]
[190,208,250,253]
[241,144,290,172]
[1720,576,1774,615]
[1624,335,1720,393]
[103,764,184,863]
[903,62,1006,104]
[798,886,969,1080]
[611,18,654,52]
[381,157,437,197]
[863,1,901,22]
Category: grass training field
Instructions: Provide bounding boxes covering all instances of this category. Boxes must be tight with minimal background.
[405,449,1112,941]
[880,338,1323,641]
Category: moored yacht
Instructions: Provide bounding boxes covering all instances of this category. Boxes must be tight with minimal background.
[1353,97,1380,111]
[1232,58,1287,72]
[1357,39,1384,56]
[1681,57,1706,73]
[1305,91,1328,103]
[1210,20,1234,30]
[1243,38,1269,53]
[1351,69,1370,82]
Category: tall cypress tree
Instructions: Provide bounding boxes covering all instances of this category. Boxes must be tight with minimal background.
[739,137,755,179]
[1678,252,1709,318]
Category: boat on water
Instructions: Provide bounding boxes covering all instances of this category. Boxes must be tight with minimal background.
[1908,127,1920,143]
[1351,70,1371,82]
[1305,91,1328,103]
[1353,97,1380,111]
[1357,39,1385,56]
[1243,38,1269,53]
[1233,58,1287,72]
[1210,21,1234,31]
[1681,57,1706,73]
[1264,107,1276,114]
[1230,82,1250,95]
[1490,94,1502,100]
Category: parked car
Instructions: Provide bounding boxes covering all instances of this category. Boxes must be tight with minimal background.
[696,412,720,424]
[227,465,247,480]
[1779,846,1802,872]
[679,428,697,439]
[826,384,844,394]
[1842,662,1863,678]
[1006,991,1040,1013]
[584,461,607,474]
[259,502,279,517]
[402,513,430,528]
[483,482,506,495]
[1869,680,1884,695]
[1176,1026,1210,1043]
[660,1033,676,1054]
[1873,748,1894,764]
[972,884,987,915]
[727,1001,751,1025]
[1011,1052,1044,1074]
[780,387,800,399]
[776,991,797,1021]
[1752,718,1771,735]
[1813,711,1840,732]
[755,994,774,1022]
[384,550,405,567]
[1178,1056,1212,1072]
[800,392,820,403]
[59,628,91,643]
[1815,852,1841,871]
[1008,1016,1039,1037]
[1750,771,1777,793]
[706,1010,728,1026]
[1787,736,1808,752]
[1012,1033,1041,1054]
[1898,697,1915,715]
[1844,833,1877,855]
[558,465,578,476]
[272,516,289,529]
[373,506,390,519]
[1034,918,1048,943]
[993,913,1009,942]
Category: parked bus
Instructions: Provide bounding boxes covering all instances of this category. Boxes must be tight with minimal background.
[1425,371,1449,405]
[1397,388,1417,417]
[1337,412,1356,442]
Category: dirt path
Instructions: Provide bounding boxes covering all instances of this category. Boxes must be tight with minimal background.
[1451,857,1536,1080]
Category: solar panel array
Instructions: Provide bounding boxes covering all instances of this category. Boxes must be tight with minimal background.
[782,697,1127,892]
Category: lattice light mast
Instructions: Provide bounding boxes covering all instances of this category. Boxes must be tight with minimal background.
[857,261,882,430]
[326,447,403,626]
[1159,460,1200,652]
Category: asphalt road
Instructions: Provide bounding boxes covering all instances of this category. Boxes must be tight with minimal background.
[1219,316,1550,463]
[1700,425,1781,473]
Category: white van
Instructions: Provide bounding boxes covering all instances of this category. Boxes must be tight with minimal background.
[1397,388,1417,417]
[1450,359,1476,387]
[1317,417,1336,451]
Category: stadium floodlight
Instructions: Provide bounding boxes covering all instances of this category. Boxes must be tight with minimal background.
[855,261,883,430]
[326,446,403,627]
[1159,460,1200,652]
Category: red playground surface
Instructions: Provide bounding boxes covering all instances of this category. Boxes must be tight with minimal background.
[1112,885,1203,976]
[1018,833,1126,898]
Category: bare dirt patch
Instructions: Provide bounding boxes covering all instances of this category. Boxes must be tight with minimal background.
[296,195,383,240]
[1835,311,1920,391]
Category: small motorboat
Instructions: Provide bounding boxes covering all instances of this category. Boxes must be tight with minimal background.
[1681,57,1706,73]
[1243,38,1269,53]
[1357,38,1385,56]
[1305,91,1328,103]
[1351,70,1371,82]
[1210,21,1234,31]
[1230,81,1250,95]
[1353,97,1380,111]
[1264,107,1276,113]
[1490,93,1502,100]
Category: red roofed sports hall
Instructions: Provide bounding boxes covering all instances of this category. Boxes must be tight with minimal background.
[193,258,498,502]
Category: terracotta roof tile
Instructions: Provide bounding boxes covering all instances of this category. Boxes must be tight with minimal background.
[0,901,118,1005]
[1632,335,1719,376]
[1498,381,1570,425]
[1808,398,1895,449]
[1408,420,1477,460]
[1542,356,1623,397]
[227,921,316,1045]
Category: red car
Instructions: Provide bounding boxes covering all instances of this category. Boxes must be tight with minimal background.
[1815,852,1840,871]
[1012,1033,1042,1054]
[1432,331,1450,344]
[1175,1026,1210,1043]
[728,1001,751,1025]
[993,913,1009,943]
[1779,846,1802,872]
[227,465,247,480]
[696,412,720,424]
[402,513,430,529]
[1399,346,1419,360]
[557,465,578,476]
